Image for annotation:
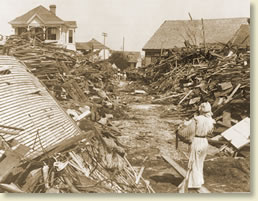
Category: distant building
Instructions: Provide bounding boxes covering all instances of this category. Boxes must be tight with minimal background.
[142,17,249,65]
[76,38,111,60]
[9,5,77,50]
[114,51,142,68]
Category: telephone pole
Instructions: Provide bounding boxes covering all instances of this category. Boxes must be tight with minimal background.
[102,32,107,60]
[123,36,125,52]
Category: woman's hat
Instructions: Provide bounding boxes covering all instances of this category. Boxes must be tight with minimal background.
[199,102,212,114]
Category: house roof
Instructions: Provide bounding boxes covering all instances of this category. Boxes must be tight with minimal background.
[76,38,109,50]
[9,5,76,27]
[143,17,249,50]
[64,21,77,28]
[0,56,81,160]
[230,24,250,47]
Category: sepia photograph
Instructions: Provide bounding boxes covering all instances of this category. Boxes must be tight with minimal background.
[0,0,250,194]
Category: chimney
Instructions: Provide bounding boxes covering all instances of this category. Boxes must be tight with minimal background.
[49,5,56,15]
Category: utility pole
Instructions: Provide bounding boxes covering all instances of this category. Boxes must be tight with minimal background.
[188,12,192,21]
[102,32,107,60]
[123,36,125,53]
[201,18,206,48]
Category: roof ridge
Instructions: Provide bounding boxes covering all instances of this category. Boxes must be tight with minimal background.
[143,17,249,50]
[165,17,249,22]
[9,4,64,25]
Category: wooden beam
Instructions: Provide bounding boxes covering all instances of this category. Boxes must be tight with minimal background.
[39,130,95,161]
[0,144,30,182]
[161,153,210,193]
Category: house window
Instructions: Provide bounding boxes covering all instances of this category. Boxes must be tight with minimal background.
[17,27,27,35]
[69,30,73,43]
[47,28,57,40]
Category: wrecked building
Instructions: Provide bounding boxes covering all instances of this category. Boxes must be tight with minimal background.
[142,18,249,65]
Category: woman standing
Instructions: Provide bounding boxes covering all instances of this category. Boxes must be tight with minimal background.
[178,102,215,192]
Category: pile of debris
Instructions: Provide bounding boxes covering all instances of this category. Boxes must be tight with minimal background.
[138,45,250,120]
[0,127,153,193]
[0,33,148,193]
[0,55,153,193]
[5,33,126,121]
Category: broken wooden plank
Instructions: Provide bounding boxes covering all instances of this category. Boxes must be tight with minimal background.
[39,130,95,161]
[221,117,250,149]
[161,153,210,193]
[0,124,24,131]
[178,90,193,105]
[0,144,30,182]
[225,83,241,103]
[135,156,148,184]
[0,183,24,193]
[222,111,232,127]
[21,168,42,192]
[152,93,184,104]
[219,82,233,91]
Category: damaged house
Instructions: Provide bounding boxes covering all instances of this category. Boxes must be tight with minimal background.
[142,17,249,65]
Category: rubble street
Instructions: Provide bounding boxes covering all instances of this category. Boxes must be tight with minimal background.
[112,81,250,193]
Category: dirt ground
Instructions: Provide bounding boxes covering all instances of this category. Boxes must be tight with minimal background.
[111,81,250,193]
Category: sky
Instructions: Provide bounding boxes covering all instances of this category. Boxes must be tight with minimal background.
[0,0,250,52]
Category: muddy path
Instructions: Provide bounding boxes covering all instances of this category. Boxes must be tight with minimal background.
[111,81,250,193]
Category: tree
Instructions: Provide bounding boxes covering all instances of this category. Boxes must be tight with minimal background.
[109,52,129,71]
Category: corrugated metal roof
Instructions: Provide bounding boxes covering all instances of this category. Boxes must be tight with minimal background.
[0,56,81,159]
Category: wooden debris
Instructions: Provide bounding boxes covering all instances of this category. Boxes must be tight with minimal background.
[132,45,249,121]
[221,117,250,149]
[21,168,42,192]
[162,152,210,193]
[0,144,30,182]
[0,183,24,193]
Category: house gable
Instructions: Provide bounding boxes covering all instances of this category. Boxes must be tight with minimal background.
[27,14,45,27]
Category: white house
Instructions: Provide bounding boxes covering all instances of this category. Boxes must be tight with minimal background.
[9,5,77,50]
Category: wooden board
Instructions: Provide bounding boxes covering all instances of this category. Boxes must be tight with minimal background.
[221,117,250,149]
[161,153,210,193]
